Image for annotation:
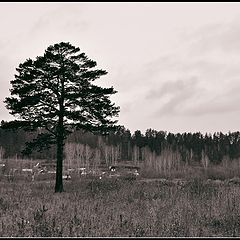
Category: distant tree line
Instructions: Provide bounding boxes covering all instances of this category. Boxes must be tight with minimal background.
[1,120,240,165]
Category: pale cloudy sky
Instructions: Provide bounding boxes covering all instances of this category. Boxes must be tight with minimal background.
[1,2,240,134]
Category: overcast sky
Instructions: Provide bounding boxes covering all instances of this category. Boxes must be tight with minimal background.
[1,2,240,134]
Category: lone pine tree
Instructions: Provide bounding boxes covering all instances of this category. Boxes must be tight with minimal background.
[4,42,120,192]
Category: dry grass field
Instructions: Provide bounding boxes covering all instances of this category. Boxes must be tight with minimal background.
[0,173,240,237]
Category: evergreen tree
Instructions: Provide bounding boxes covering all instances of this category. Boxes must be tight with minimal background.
[3,42,120,192]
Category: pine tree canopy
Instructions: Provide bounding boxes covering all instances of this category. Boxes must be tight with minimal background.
[3,42,120,155]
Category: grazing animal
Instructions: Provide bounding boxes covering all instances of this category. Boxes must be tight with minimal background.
[109,166,116,172]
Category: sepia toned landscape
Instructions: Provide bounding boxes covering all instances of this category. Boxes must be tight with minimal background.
[0,129,240,237]
[1,2,240,238]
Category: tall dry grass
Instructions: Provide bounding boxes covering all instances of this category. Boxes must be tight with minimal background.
[0,177,240,237]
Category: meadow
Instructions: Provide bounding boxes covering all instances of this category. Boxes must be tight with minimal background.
[0,171,240,237]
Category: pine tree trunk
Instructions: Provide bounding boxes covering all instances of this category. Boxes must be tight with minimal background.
[55,133,64,193]
[55,96,64,193]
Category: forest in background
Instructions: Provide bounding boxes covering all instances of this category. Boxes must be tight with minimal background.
[1,120,240,171]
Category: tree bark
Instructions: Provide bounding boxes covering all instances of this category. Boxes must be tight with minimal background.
[55,89,64,193]
[55,120,64,192]
[55,131,64,193]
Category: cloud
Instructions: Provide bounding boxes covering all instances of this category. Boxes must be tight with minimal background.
[148,76,240,118]
[187,100,240,116]
[145,77,202,116]
[185,20,240,56]
[137,17,240,122]
[146,77,197,99]
[29,4,88,35]
[185,80,240,116]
